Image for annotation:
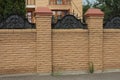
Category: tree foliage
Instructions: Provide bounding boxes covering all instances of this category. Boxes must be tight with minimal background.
[0,0,26,20]
[83,0,120,20]
[83,0,92,15]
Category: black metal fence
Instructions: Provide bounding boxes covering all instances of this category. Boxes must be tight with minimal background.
[52,15,87,29]
[0,14,35,29]
[104,16,120,29]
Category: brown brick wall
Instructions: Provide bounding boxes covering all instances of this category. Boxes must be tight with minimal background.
[103,29,120,70]
[52,29,89,73]
[0,28,120,75]
[0,29,36,75]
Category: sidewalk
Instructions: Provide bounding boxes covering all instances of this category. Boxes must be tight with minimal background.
[0,72,120,80]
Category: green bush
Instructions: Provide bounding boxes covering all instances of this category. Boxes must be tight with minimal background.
[89,62,94,74]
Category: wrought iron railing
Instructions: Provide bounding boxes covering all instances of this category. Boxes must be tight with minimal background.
[52,15,87,29]
[104,16,120,29]
[0,14,36,29]
[26,0,35,5]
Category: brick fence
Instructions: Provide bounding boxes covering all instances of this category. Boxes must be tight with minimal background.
[0,7,119,75]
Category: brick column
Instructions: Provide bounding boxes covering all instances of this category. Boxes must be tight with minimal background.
[85,8,104,72]
[35,7,52,74]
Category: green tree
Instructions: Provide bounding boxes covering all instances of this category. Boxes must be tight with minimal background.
[0,0,26,20]
[83,0,120,20]
[93,0,119,20]
[83,0,92,15]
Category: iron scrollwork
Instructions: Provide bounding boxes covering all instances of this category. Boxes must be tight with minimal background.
[104,16,120,29]
[0,14,35,29]
[52,15,87,29]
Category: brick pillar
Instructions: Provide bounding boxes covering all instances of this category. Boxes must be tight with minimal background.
[85,8,104,72]
[35,7,52,74]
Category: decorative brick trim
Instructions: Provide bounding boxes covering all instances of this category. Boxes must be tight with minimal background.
[84,8,104,17]
[52,29,88,33]
[0,29,36,33]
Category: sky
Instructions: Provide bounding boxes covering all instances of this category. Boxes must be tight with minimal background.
[83,0,96,4]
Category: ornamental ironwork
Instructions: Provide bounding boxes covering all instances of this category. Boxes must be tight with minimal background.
[104,16,120,29]
[52,15,87,29]
[0,14,35,29]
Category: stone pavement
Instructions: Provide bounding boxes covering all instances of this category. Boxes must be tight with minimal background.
[0,72,120,80]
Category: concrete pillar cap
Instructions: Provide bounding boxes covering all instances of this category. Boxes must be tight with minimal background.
[84,8,104,17]
[35,7,52,15]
